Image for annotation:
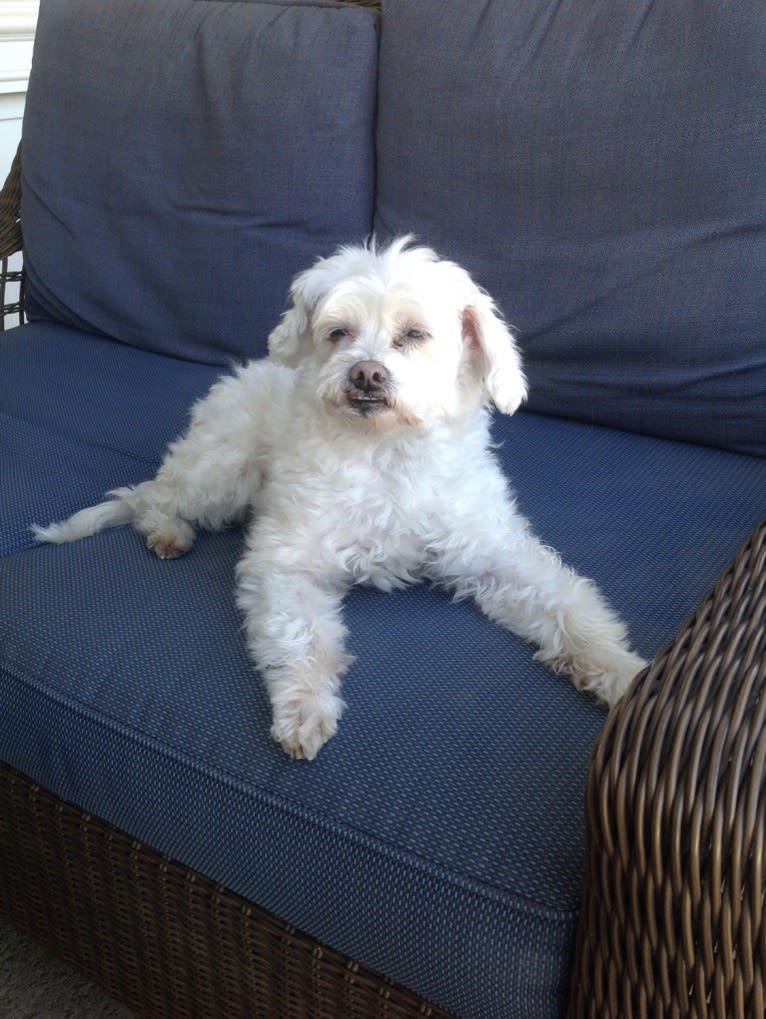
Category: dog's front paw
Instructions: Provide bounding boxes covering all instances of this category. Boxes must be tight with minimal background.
[271,691,345,761]
[549,647,648,708]
[602,649,649,707]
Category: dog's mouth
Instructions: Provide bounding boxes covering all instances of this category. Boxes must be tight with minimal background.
[345,392,391,416]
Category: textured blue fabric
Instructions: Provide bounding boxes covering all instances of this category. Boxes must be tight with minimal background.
[375,0,766,457]
[21,0,378,364]
[0,324,220,557]
[3,323,766,1018]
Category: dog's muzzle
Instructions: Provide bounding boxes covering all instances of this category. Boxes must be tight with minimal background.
[346,361,391,414]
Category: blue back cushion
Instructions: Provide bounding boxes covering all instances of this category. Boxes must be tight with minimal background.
[22,0,378,364]
[375,1,766,456]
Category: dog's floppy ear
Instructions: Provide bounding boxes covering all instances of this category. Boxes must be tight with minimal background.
[267,279,313,368]
[269,254,338,366]
[462,295,527,414]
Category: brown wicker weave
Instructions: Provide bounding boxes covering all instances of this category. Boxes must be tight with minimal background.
[3,118,766,1016]
[0,141,23,330]
[0,761,454,1019]
[0,140,21,260]
[570,518,766,1018]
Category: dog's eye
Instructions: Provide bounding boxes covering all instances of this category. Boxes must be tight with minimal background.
[393,328,427,349]
[328,327,352,343]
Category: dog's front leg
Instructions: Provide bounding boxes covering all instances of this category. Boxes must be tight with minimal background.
[236,554,352,760]
[437,528,646,707]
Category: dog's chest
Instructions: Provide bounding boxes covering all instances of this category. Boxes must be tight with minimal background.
[331,461,433,587]
[265,444,442,589]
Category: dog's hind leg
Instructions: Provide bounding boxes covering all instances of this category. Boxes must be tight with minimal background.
[123,367,273,558]
[33,479,200,559]
[110,482,198,560]
[33,365,271,557]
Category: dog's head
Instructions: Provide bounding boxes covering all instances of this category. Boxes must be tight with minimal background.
[268,236,527,430]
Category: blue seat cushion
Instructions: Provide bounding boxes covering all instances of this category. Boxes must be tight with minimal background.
[21,0,378,364]
[3,324,766,1018]
[375,0,766,457]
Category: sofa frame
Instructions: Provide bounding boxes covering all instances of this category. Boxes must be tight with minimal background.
[2,86,765,1019]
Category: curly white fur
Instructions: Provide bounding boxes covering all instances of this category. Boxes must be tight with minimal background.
[33,236,646,759]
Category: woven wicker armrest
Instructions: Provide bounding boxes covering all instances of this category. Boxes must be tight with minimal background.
[0,141,24,330]
[570,518,766,1018]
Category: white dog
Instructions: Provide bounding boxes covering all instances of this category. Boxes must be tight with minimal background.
[34,236,646,759]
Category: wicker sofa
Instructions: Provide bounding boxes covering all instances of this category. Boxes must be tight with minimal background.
[1,2,765,1017]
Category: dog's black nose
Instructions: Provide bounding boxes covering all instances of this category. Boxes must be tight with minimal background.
[348,361,390,393]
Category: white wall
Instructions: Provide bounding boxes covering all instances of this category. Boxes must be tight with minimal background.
[0,1,37,319]
[0,1,38,184]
